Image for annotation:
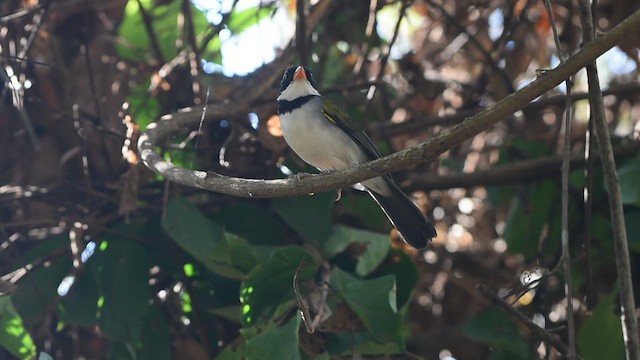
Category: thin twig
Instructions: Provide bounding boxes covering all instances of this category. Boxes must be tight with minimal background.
[293,257,314,333]
[542,0,576,357]
[135,0,166,63]
[403,142,639,190]
[577,1,640,359]
[353,0,378,75]
[296,0,308,67]
[583,119,595,310]
[478,284,584,360]
[424,0,515,93]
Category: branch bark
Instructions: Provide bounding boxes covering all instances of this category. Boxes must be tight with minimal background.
[138,9,640,199]
[577,2,640,359]
[403,142,639,191]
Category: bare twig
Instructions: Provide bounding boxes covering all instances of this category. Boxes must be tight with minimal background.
[135,0,166,63]
[367,83,640,137]
[542,0,576,357]
[577,2,640,359]
[296,0,308,67]
[478,284,584,360]
[403,142,639,190]
[583,119,595,310]
[293,258,314,333]
[138,9,640,198]
[424,0,515,93]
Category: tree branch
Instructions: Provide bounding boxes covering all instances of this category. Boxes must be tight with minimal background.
[138,9,640,198]
[403,142,639,190]
[577,1,640,359]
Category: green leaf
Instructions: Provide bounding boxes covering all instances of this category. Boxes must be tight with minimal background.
[226,5,274,35]
[463,307,532,360]
[207,305,243,324]
[503,180,559,258]
[217,337,247,360]
[126,82,160,130]
[91,232,151,342]
[368,248,418,309]
[330,268,402,344]
[625,210,640,254]
[272,192,335,243]
[13,256,72,327]
[245,314,301,360]
[0,297,36,359]
[58,268,100,327]
[163,196,259,279]
[214,203,286,245]
[9,234,68,270]
[339,194,390,231]
[618,156,640,207]
[240,246,317,326]
[577,288,624,360]
[324,225,390,276]
[117,0,212,61]
[138,307,171,360]
[325,331,404,356]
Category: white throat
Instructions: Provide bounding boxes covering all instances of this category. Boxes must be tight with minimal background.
[277,80,321,101]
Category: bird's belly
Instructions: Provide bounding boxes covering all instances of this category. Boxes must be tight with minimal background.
[280,112,366,171]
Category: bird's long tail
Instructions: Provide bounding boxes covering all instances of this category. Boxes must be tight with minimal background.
[367,178,436,248]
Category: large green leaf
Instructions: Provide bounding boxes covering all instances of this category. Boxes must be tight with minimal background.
[163,196,259,279]
[91,234,152,343]
[138,307,171,360]
[324,225,390,276]
[214,202,286,245]
[9,234,68,270]
[368,248,418,310]
[272,192,335,243]
[240,246,317,326]
[245,314,301,360]
[126,82,160,130]
[226,4,275,35]
[117,0,213,61]
[503,180,559,258]
[577,288,624,360]
[618,156,640,207]
[0,297,36,359]
[325,331,404,356]
[463,306,532,360]
[330,268,402,345]
[12,256,72,327]
[339,194,389,231]
[57,267,100,328]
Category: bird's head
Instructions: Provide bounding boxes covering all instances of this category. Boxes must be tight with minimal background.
[277,66,321,101]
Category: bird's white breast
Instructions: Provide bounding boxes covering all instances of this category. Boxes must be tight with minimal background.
[279,98,367,172]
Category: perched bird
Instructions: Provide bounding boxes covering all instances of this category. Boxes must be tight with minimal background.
[277,65,436,248]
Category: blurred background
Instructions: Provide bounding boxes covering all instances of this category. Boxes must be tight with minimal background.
[1,0,639,359]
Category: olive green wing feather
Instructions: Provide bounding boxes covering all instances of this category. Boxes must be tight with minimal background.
[320,98,382,161]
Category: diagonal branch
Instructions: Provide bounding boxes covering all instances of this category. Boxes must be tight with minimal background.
[138,9,640,199]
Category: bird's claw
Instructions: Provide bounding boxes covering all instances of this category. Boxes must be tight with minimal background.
[335,188,342,202]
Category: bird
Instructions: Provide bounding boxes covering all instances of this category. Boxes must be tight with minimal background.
[276,65,436,248]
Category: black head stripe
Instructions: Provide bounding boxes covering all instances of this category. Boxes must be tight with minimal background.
[279,66,320,93]
[301,66,318,89]
[279,66,297,92]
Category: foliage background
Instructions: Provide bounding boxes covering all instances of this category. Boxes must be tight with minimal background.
[1,0,639,359]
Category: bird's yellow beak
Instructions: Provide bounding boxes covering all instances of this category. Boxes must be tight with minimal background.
[293,66,306,81]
